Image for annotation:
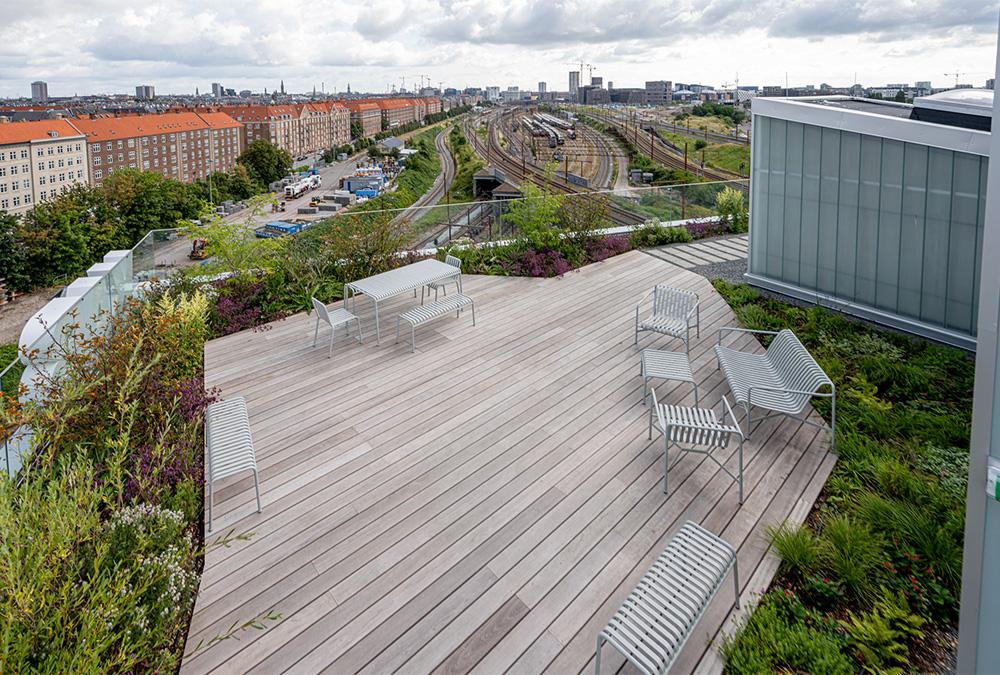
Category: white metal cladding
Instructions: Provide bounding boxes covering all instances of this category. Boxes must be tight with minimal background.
[748,113,988,345]
[595,521,739,675]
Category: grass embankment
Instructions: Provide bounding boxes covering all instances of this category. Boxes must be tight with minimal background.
[0,343,23,397]
[447,124,484,203]
[657,128,749,176]
[345,126,442,217]
[715,282,973,674]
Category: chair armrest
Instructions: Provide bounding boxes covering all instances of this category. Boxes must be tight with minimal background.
[721,395,745,439]
[746,384,836,409]
[684,299,700,321]
[717,326,781,345]
[636,288,654,311]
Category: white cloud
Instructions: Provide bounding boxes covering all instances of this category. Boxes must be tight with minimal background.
[0,0,995,97]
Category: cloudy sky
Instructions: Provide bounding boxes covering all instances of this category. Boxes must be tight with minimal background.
[1,0,998,98]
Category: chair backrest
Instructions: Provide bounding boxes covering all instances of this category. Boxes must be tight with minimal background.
[311,297,331,326]
[445,254,462,270]
[652,390,735,449]
[652,284,696,319]
[766,329,833,395]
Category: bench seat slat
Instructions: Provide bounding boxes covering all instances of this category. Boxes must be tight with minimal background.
[596,521,739,675]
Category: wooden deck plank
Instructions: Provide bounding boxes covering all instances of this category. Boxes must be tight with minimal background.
[181,250,834,675]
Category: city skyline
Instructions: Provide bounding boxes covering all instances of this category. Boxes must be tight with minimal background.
[1,0,997,98]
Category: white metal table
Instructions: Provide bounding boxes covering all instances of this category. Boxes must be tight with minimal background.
[345,259,462,344]
[641,348,698,405]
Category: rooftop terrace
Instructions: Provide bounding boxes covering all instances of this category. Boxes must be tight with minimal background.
[182,250,834,674]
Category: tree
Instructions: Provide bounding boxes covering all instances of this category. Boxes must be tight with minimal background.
[101,169,204,242]
[0,213,30,292]
[350,120,363,139]
[715,186,748,233]
[237,140,293,187]
[893,89,907,103]
[503,165,563,247]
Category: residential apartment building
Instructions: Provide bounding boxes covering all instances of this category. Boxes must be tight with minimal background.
[0,119,88,214]
[220,102,351,156]
[70,111,243,186]
[375,98,417,129]
[422,97,442,116]
[344,101,382,138]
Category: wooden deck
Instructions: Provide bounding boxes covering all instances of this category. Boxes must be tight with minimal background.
[182,250,835,675]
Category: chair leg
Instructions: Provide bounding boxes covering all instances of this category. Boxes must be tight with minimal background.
[648,404,653,440]
[253,469,262,513]
[395,316,401,344]
[663,435,670,495]
[696,305,701,338]
[411,324,416,353]
[313,316,319,347]
[355,317,363,343]
[421,286,425,305]
[733,557,741,610]
[471,302,476,326]
[737,434,744,504]
[692,380,699,407]
[328,323,335,358]
[595,636,604,675]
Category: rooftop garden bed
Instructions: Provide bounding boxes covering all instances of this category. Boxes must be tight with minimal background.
[714,281,973,674]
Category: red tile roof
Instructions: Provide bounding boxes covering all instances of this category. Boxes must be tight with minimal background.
[0,119,84,145]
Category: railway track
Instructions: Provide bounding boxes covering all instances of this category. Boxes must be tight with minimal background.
[393,126,455,226]
[468,113,643,228]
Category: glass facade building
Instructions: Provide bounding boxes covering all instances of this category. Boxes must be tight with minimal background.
[747,96,991,349]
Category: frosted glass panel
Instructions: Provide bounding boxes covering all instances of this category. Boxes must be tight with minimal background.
[749,117,987,339]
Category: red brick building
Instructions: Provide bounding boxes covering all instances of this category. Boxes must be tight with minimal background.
[69,111,242,186]
[344,101,382,138]
[218,102,351,157]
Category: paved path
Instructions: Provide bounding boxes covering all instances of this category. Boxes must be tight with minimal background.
[644,234,748,269]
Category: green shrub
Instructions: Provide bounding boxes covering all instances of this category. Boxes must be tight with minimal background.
[819,516,885,602]
[769,523,821,579]
[838,590,925,674]
[628,220,692,248]
[721,589,853,674]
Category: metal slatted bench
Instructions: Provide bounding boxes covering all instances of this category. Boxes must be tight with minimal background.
[396,293,475,353]
[596,521,739,675]
[715,327,836,448]
[206,397,261,532]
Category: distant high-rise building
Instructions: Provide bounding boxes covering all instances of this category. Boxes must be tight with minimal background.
[607,81,614,90]
[538,81,547,94]
[644,80,672,105]
[212,82,223,98]
[569,71,580,100]
[239,89,252,97]
[135,85,155,100]
[485,86,501,102]
[987,78,995,90]
[31,81,48,103]
[591,76,603,88]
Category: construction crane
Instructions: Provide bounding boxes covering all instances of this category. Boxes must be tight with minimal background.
[585,64,597,85]
[944,71,967,88]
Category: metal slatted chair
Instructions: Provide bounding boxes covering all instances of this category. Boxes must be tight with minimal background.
[206,397,261,532]
[311,297,362,357]
[715,327,836,448]
[422,254,463,304]
[635,285,700,352]
[649,390,744,501]
[595,521,740,675]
